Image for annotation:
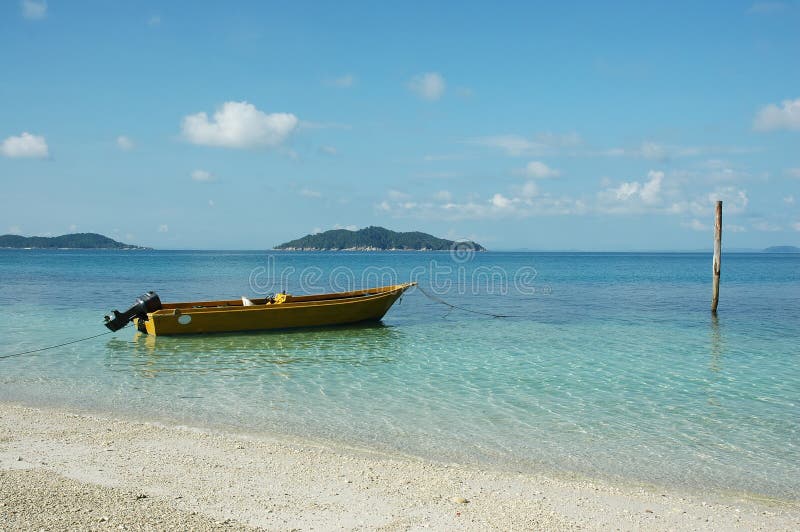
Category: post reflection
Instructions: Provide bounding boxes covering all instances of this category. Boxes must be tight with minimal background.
[710,313,722,373]
[705,313,725,407]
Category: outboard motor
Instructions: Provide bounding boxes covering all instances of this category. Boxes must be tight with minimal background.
[104,291,162,331]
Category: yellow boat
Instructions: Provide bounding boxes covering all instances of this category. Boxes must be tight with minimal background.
[104,283,416,336]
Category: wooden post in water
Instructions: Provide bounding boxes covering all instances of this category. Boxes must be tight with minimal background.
[711,200,722,313]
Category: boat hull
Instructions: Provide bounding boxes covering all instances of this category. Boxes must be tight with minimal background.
[134,283,414,336]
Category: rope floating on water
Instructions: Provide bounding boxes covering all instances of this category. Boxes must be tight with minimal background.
[414,285,519,318]
[0,325,129,360]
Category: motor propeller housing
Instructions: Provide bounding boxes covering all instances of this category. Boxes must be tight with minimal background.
[104,291,162,331]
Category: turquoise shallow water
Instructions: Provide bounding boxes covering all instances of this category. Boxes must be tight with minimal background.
[1,250,798,499]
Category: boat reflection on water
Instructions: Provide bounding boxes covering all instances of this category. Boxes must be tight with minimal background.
[104,322,403,378]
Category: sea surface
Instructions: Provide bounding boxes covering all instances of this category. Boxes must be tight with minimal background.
[1,249,798,500]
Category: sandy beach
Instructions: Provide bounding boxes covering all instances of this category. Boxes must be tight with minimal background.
[0,403,797,530]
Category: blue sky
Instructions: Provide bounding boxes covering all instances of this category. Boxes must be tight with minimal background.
[1,1,798,250]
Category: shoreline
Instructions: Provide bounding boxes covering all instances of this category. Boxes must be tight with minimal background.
[1,401,798,530]
[5,389,796,505]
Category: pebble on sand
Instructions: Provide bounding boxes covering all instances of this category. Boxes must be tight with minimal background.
[451,497,469,504]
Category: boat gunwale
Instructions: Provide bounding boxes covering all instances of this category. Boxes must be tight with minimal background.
[149,283,415,317]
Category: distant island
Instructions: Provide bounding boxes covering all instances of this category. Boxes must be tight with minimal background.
[763,246,800,253]
[0,233,147,250]
[275,226,486,251]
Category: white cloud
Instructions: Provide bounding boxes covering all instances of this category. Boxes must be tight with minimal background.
[208,200,214,207]
[434,190,452,202]
[422,153,468,163]
[522,161,560,179]
[784,195,795,204]
[319,145,338,156]
[298,121,351,131]
[754,98,800,131]
[181,101,298,149]
[682,219,709,231]
[685,160,765,185]
[609,142,670,160]
[325,74,355,88]
[469,132,581,157]
[520,181,539,198]
[701,159,742,181]
[650,186,748,221]
[640,170,663,204]
[535,131,583,148]
[21,0,46,19]
[413,170,461,180]
[643,141,672,160]
[609,171,662,203]
[8,225,22,234]
[753,220,782,232]
[470,135,545,156]
[423,153,467,162]
[299,187,321,198]
[490,193,513,209]
[191,169,214,182]
[793,222,800,232]
[148,15,161,26]
[614,181,641,201]
[597,170,665,212]
[378,176,578,220]
[747,2,787,14]
[379,189,580,221]
[333,224,357,231]
[601,142,755,160]
[702,159,728,170]
[376,167,754,225]
[471,134,755,161]
[408,72,446,101]
[388,189,411,201]
[116,135,134,151]
[707,187,749,214]
[69,224,78,232]
[157,224,169,233]
[455,87,474,98]
[787,168,800,179]
[1,132,49,158]
[312,227,322,234]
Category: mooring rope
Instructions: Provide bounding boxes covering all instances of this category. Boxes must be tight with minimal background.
[414,285,519,318]
[0,324,130,360]
[1,285,515,359]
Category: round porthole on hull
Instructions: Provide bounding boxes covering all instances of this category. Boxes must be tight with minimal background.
[178,314,192,325]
